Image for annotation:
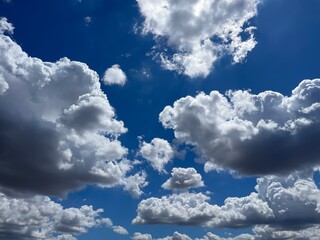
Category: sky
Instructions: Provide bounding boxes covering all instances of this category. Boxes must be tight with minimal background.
[1,0,320,239]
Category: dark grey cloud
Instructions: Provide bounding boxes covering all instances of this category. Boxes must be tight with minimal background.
[0,18,146,197]
[160,79,320,175]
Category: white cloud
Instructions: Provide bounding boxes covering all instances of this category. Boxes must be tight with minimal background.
[0,192,109,239]
[101,218,129,235]
[132,232,152,240]
[0,17,14,34]
[137,0,260,78]
[162,167,204,191]
[84,16,92,26]
[139,138,174,173]
[133,172,320,231]
[157,231,192,240]
[121,171,149,198]
[102,64,127,86]
[160,79,320,175]
[196,232,255,240]
[132,192,219,225]
[0,18,146,197]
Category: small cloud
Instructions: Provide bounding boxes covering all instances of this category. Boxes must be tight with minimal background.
[84,16,92,26]
[162,167,204,191]
[139,138,174,173]
[102,64,127,86]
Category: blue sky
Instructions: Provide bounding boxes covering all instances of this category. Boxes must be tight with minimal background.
[1,0,320,239]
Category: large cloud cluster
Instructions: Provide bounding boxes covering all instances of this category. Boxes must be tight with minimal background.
[0,17,148,198]
[160,79,320,175]
[133,172,320,234]
[137,0,260,77]
[0,192,129,239]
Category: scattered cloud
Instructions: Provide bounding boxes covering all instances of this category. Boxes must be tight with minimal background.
[102,217,129,235]
[160,79,320,175]
[132,192,218,225]
[162,167,204,191]
[132,232,152,240]
[84,16,92,26]
[102,64,127,86]
[157,231,192,240]
[137,0,260,77]
[0,192,109,239]
[139,138,174,173]
[0,18,146,197]
[134,172,320,232]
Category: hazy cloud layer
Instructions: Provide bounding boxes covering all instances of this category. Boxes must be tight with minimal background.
[0,18,145,197]
[134,173,320,231]
[162,167,204,191]
[160,79,320,175]
[137,0,259,77]
[102,64,127,86]
[139,138,174,173]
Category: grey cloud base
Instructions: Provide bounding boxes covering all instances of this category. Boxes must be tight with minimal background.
[0,18,146,197]
[160,79,320,175]
[133,172,320,233]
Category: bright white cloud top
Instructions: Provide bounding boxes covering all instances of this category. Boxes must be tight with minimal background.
[139,138,174,173]
[162,167,204,191]
[137,0,260,78]
[160,79,320,175]
[102,64,127,86]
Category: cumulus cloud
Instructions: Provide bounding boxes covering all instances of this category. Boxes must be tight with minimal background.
[157,231,192,240]
[132,192,219,225]
[162,167,204,191]
[133,173,320,232]
[160,79,320,175]
[102,217,129,235]
[0,192,110,239]
[102,64,127,86]
[0,18,146,197]
[137,0,260,77]
[132,232,152,240]
[132,231,255,240]
[139,138,174,173]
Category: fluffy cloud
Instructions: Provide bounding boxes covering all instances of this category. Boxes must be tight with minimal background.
[102,64,127,86]
[162,167,204,191]
[0,192,110,239]
[137,0,260,77]
[103,217,129,235]
[132,232,152,240]
[0,18,146,197]
[160,79,320,175]
[197,232,255,240]
[157,231,192,240]
[139,138,174,173]
[133,173,320,232]
[132,192,219,225]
